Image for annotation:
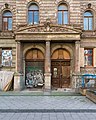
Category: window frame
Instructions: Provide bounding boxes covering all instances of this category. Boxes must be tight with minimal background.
[84,11,93,31]
[84,48,93,67]
[2,11,12,31]
[58,4,68,25]
[28,4,39,25]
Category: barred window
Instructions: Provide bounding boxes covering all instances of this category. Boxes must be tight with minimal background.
[2,49,12,66]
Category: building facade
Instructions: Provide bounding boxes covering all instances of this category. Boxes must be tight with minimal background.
[0,0,96,91]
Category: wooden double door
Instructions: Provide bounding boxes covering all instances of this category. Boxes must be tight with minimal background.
[51,60,70,88]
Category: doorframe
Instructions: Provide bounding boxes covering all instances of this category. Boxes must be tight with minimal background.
[25,59,44,87]
[51,59,71,88]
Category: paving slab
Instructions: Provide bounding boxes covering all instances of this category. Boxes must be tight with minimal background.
[0,112,96,120]
[0,96,95,112]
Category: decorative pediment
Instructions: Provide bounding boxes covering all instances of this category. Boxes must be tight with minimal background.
[16,20,82,34]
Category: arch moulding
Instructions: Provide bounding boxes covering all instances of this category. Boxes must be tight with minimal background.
[51,44,73,59]
[23,44,45,58]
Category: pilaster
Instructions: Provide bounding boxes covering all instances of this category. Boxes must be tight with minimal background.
[16,41,22,73]
[75,41,80,73]
[14,41,24,91]
[44,41,51,90]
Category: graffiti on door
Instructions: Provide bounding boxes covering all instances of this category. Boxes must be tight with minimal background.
[26,69,44,87]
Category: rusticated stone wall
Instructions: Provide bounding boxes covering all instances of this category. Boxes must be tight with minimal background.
[0,0,96,90]
[0,0,95,30]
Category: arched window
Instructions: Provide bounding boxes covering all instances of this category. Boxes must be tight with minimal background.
[84,11,93,30]
[2,11,12,31]
[28,3,39,24]
[58,3,68,24]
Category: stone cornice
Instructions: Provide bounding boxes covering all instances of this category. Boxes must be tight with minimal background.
[0,31,15,39]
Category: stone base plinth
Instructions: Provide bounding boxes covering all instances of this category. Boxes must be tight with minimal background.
[14,73,24,91]
[44,73,51,90]
[72,73,82,89]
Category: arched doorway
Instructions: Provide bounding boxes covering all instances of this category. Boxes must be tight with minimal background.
[51,49,71,88]
[25,48,44,88]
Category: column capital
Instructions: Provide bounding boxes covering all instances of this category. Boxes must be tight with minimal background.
[17,41,21,44]
[45,40,51,42]
[75,41,80,44]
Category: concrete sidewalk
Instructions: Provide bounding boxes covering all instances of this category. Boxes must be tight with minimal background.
[0,94,96,120]
[0,112,96,120]
[0,95,96,112]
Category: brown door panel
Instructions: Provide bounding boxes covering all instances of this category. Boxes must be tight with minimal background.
[51,64,60,88]
[51,61,70,88]
[52,79,59,88]
[61,77,70,88]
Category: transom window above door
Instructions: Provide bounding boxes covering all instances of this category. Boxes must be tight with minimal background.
[51,49,70,60]
[84,11,93,30]
[58,3,68,25]
[28,3,39,25]
[2,11,12,31]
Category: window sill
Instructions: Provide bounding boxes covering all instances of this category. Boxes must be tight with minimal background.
[2,30,13,32]
[82,30,94,32]
[1,65,15,68]
[84,66,94,68]
[28,23,39,26]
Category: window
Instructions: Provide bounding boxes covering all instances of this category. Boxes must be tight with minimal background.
[84,49,93,66]
[84,11,93,30]
[2,11,12,31]
[28,3,39,24]
[58,3,68,24]
[2,49,12,66]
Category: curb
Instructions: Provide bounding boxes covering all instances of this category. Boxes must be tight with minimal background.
[0,109,96,113]
[0,92,81,96]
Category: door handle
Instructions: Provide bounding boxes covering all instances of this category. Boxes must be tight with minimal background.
[60,74,62,77]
